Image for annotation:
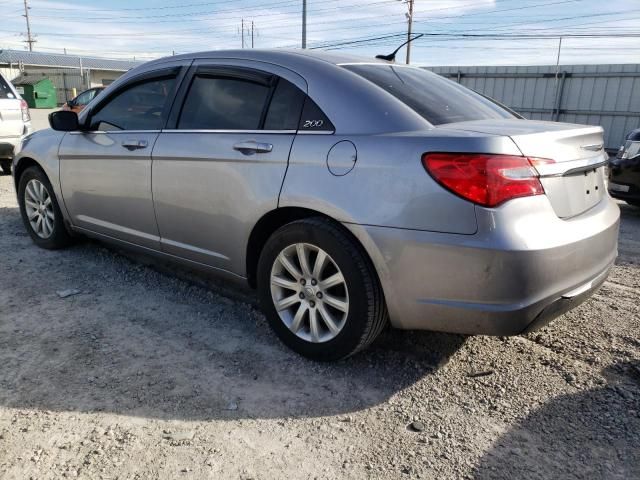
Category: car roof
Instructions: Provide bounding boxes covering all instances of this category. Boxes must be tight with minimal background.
[143,49,387,70]
[88,49,430,136]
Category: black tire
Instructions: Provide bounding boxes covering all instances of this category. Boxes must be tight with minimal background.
[0,160,10,175]
[257,217,387,361]
[17,166,74,249]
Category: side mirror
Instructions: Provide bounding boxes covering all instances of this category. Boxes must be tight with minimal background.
[49,110,79,131]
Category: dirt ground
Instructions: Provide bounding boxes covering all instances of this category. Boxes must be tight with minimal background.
[0,172,638,480]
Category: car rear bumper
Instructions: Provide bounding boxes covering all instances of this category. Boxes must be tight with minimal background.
[0,127,32,159]
[346,195,620,335]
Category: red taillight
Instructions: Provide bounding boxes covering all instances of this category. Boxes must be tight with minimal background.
[20,99,30,123]
[422,153,552,208]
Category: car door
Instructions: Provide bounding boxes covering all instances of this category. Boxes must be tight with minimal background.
[59,66,183,249]
[151,62,307,275]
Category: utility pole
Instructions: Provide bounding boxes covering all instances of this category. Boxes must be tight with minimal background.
[22,0,36,52]
[405,0,414,64]
[554,36,563,83]
[251,21,255,48]
[241,18,245,48]
[302,0,307,49]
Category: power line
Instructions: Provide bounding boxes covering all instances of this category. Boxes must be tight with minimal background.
[1,0,589,39]
[27,0,377,21]
[3,0,639,64]
[309,31,640,51]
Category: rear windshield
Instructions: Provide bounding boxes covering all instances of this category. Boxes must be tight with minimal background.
[343,64,515,125]
[0,76,16,99]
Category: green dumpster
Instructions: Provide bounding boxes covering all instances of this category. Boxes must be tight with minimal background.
[11,75,57,109]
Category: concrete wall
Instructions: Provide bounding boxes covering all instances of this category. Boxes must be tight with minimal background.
[89,70,122,88]
[426,64,640,151]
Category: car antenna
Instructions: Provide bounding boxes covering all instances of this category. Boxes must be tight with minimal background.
[375,34,424,63]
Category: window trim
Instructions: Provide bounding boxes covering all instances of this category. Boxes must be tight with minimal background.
[160,129,297,134]
[165,63,335,134]
[83,66,183,132]
[69,129,162,136]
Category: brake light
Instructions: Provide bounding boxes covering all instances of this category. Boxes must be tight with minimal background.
[20,99,30,123]
[422,153,553,208]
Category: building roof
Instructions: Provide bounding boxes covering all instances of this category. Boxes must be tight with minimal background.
[0,49,141,72]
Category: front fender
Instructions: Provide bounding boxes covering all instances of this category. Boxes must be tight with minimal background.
[13,129,69,222]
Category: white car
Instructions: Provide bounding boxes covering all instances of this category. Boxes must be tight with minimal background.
[0,72,32,174]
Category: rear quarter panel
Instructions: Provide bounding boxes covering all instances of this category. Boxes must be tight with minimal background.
[279,130,521,234]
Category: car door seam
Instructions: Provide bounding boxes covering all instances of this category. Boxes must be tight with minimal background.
[150,132,165,250]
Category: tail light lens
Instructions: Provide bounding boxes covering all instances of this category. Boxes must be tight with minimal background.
[422,153,553,208]
[20,99,31,123]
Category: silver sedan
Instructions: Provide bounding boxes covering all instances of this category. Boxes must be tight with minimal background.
[13,50,619,361]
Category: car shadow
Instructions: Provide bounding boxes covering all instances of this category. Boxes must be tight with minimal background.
[0,204,466,421]
[617,201,640,264]
[471,361,640,480]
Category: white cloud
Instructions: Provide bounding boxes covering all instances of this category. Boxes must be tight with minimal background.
[0,0,637,66]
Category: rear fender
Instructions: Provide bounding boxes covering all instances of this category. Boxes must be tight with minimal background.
[279,130,520,234]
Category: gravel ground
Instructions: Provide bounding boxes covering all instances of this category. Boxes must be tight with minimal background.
[0,172,638,480]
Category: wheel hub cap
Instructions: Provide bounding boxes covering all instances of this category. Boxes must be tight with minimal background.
[270,243,349,343]
[24,179,55,239]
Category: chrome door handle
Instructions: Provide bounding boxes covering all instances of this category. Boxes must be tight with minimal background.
[233,141,273,155]
[122,139,148,151]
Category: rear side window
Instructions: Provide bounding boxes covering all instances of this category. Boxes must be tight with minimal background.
[263,79,305,130]
[179,76,270,130]
[0,76,15,99]
[343,64,515,125]
[91,76,176,131]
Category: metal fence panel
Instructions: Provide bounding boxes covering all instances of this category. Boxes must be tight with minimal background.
[427,64,640,151]
[12,68,88,106]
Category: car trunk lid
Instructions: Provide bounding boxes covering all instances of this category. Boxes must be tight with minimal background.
[0,72,24,138]
[440,119,607,218]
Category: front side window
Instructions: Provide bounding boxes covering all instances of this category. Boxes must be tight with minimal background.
[179,75,270,130]
[91,76,176,131]
[343,64,515,125]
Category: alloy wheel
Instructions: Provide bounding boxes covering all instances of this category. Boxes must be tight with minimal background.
[270,243,349,343]
[24,179,55,239]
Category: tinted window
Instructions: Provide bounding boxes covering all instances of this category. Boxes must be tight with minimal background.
[179,75,270,130]
[264,79,305,130]
[343,65,514,125]
[0,76,15,99]
[75,89,95,105]
[91,77,176,131]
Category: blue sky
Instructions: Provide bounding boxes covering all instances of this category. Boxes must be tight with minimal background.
[1,0,639,65]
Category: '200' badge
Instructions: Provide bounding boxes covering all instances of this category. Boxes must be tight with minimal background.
[303,120,324,128]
